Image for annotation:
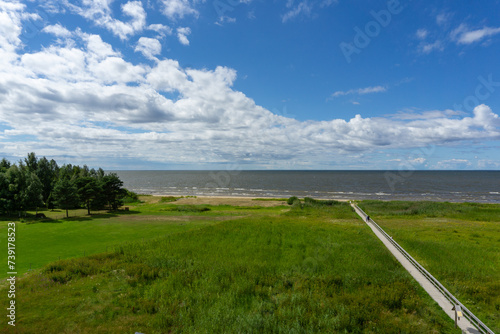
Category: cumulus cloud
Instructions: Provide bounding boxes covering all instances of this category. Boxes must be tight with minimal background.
[159,0,198,20]
[0,1,25,53]
[135,37,162,59]
[42,23,73,38]
[65,0,146,40]
[147,24,173,38]
[177,27,191,45]
[1,2,500,168]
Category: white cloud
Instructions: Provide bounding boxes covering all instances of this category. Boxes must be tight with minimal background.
[215,16,237,26]
[390,109,463,120]
[282,1,312,23]
[436,13,452,26]
[159,0,198,20]
[147,24,173,38]
[415,29,428,40]
[1,3,500,168]
[177,27,191,45]
[332,85,387,98]
[281,0,336,23]
[435,159,472,169]
[0,1,25,53]
[451,24,500,44]
[410,157,426,164]
[42,24,73,38]
[320,0,338,7]
[135,37,162,59]
[420,40,444,54]
[65,0,146,40]
[416,19,500,55]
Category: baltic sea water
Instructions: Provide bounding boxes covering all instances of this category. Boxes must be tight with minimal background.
[111,170,500,203]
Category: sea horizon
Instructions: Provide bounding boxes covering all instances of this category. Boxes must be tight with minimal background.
[111,170,500,204]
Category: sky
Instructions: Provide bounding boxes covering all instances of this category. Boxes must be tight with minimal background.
[0,0,500,170]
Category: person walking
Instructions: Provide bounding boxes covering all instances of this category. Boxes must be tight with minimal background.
[366,215,370,222]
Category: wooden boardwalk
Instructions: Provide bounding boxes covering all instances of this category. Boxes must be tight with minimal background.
[351,203,488,334]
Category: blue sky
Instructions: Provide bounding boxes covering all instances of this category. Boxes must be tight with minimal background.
[0,0,499,170]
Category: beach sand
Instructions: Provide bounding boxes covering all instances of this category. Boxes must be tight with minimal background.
[144,195,349,207]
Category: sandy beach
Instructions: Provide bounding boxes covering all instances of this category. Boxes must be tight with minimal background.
[146,195,350,207]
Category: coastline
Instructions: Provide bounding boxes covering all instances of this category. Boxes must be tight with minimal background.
[143,194,500,205]
[115,170,500,204]
[146,195,291,207]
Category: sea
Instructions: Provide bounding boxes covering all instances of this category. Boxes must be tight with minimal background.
[111,170,500,204]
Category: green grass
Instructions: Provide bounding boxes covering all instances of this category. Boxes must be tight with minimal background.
[357,200,500,221]
[158,196,180,203]
[0,196,286,279]
[0,211,218,279]
[358,200,500,332]
[0,202,458,333]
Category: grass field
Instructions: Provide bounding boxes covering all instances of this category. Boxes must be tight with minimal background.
[0,198,461,333]
[358,200,500,332]
[0,196,291,279]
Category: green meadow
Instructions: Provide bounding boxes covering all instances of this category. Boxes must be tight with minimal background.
[0,197,496,333]
[358,200,500,332]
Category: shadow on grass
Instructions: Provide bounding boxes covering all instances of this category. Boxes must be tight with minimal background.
[65,210,141,222]
[2,209,141,224]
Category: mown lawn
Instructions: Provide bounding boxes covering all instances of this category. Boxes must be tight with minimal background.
[0,201,458,333]
[358,200,500,332]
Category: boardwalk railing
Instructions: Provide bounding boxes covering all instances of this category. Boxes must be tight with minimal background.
[352,203,494,334]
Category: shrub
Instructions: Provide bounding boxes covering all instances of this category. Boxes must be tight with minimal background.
[159,196,179,203]
[122,190,141,204]
[287,196,299,205]
[159,205,211,212]
[303,197,340,207]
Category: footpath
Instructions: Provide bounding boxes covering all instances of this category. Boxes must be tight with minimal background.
[351,203,483,334]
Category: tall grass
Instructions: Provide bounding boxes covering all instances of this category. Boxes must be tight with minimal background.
[1,205,458,333]
[359,200,500,332]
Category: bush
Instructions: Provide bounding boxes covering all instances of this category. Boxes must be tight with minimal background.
[303,197,340,207]
[287,196,299,205]
[159,196,179,203]
[122,190,141,204]
[160,205,211,213]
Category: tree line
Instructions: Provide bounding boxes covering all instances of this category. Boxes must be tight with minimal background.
[0,153,128,218]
